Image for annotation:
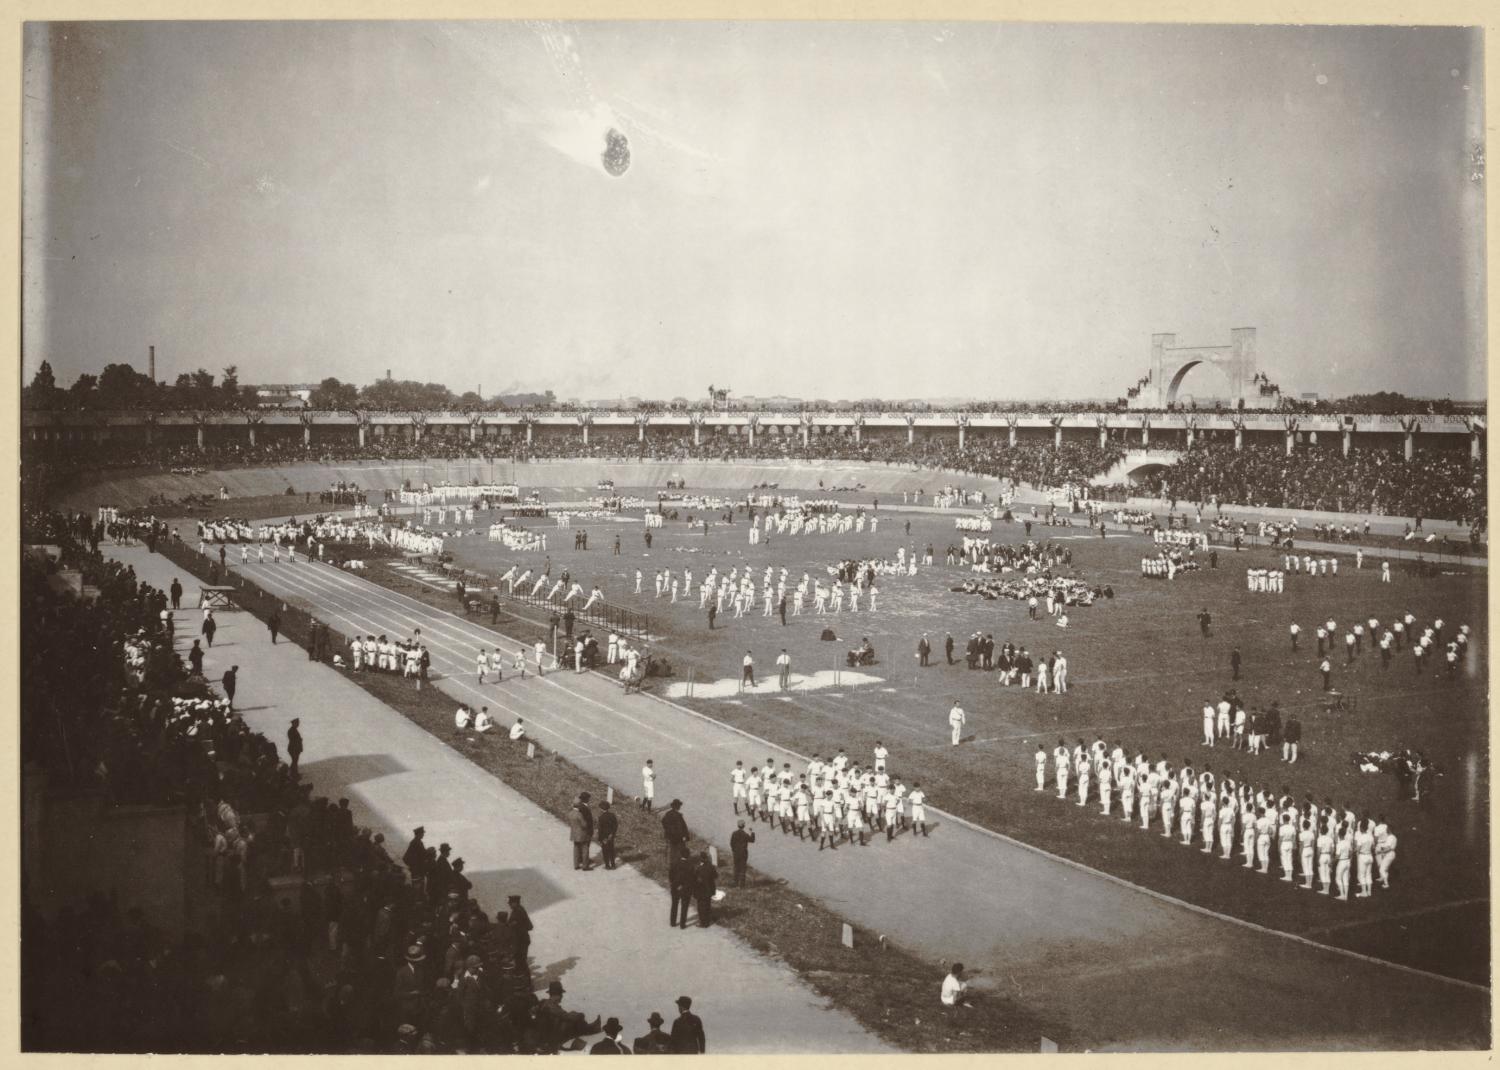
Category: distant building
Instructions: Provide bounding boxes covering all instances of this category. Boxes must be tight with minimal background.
[254,384,314,409]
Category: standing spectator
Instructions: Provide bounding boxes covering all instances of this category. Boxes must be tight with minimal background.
[222,665,238,710]
[1282,715,1302,763]
[596,800,619,870]
[507,894,533,972]
[202,611,217,648]
[169,577,182,610]
[729,820,755,888]
[403,826,428,879]
[632,1012,673,1054]
[692,851,717,927]
[944,633,955,665]
[1197,609,1212,639]
[267,610,281,645]
[569,797,593,871]
[286,718,303,776]
[668,846,693,929]
[591,1017,629,1054]
[661,799,689,861]
[1230,647,1242,681]
[670,996,706,1053]
[917,633,932,667]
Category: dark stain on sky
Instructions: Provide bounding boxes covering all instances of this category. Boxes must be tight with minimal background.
[602,128,630,177]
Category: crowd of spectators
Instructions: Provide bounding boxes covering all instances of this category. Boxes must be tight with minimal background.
[1136,443,1486,525]
[24,427,1484,523]
[20,509,622,1053]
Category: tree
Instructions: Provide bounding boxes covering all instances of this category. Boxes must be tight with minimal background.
[68,373,98,406]
[221,366,242,408]
[97,362,156,408]
[309,377,359,410]
[23,362,61,409]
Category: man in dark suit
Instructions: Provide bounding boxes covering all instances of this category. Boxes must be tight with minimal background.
[596,801,619,870]
[692,851,717,927]
[590,1017,629,1054]
[729,820,755,887]
[669,996,706,1053]
[660,799,689,862]
[944,633,955,665]
[668,847,693,929]
[403,826,427,880]
[632,1012,672,1054]
[569,798,593,871]
[507,894,533,972]
[222,666,238,710]
[917,633,931,667]
[286,718,303,776]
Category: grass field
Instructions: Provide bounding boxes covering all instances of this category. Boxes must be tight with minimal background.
[415,496,1489,985]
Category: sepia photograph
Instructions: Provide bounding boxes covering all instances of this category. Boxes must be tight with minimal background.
[17,13,1491,1054]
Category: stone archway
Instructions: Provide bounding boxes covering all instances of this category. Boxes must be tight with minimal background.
[1130,328,1277,410]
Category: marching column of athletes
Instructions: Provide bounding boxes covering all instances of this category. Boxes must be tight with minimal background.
[724,745,931,849]
[1036,738,1397,900]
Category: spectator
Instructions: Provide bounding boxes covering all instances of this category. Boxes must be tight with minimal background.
[941,963,973,1009]
[669,996,706,1053]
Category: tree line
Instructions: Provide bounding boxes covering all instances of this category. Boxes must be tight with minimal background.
[22,361,557,413]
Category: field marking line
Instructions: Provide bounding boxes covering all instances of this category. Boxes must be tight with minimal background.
[236,551,1489,995]
[306,563,693,747]
[1295,897,1491,940]
[623,664,1492,996]
[240,563,608,754]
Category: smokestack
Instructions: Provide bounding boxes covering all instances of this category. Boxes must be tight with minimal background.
[149,345,156,384]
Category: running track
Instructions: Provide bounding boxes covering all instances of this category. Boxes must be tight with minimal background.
[233,556,1487,1050]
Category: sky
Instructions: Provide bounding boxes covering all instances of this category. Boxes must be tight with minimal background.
[22,20,1487,402]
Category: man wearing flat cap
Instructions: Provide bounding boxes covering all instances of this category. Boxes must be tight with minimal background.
[632,1012,672,1054]
[670,996,706,1053]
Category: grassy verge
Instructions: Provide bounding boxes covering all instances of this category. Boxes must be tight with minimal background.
[154,538,1065,1053]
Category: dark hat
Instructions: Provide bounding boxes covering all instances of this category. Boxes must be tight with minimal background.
[405,945,425,963]
[603,1017,622,1035]
[464,954,482,969]
[507,894,522,903]
[647,1012,665,1026]
[413,826,425,835]
[547,980,565,995]
[676,995,692,1009]
[670,799,683,809]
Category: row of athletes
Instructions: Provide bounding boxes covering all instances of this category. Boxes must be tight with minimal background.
[727,748,930,849]
[1036,741,1397,898]
[348,633,430,677]
[640,564,888,616]
[1294,613,1468,660]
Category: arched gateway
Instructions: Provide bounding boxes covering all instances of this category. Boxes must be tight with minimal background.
[1127,328,1281,410]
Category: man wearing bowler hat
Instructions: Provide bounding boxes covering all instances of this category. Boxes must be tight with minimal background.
[535,979,601,1043]
[589,1017,629,1054]
[670,996,706,1053]
[632,1011,672,1054]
